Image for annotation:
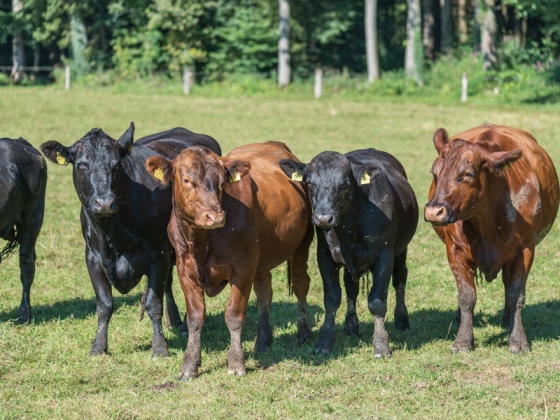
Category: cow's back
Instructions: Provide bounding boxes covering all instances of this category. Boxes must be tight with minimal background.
[225,141,311,271]
[138,127,221,157]
[452,124,559,242]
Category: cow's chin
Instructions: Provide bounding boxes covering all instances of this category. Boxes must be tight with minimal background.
[88,208,118,218]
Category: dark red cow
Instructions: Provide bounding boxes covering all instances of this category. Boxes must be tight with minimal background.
[146,141,314,379]
[425,124,559,353]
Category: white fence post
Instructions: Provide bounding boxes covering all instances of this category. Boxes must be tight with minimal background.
[65,65,71,90]
[461,72,468,102]
[314,68,322,99]
[183,68,191,95]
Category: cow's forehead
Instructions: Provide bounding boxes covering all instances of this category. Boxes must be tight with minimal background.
[175,148,223,176]
[310,151,350,175]
[440,142,481,166]
[74,129,119,157]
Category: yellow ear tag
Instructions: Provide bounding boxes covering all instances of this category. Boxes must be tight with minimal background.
[292,171,303,182]
[153,168,164,181]
[503,162,511,170]
[360,172,370,185]
[128,145,133,152]
[56,152,67,165]
[229,172,241,183]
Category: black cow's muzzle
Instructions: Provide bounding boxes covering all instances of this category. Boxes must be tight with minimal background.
[424,202,456,226]
[313,211,339,229]
[90,195,119,216]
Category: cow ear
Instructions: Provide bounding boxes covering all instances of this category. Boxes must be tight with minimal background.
[279,159,308,182]
[146,156,173,187]
[350,162,380,186]
[40,141,74,165]
[486,149,523,173]
[223,159,251,183]
[118,122,135,154]
[433,128,449,154]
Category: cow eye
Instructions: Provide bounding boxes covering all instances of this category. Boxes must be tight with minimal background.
[76,162,89,171]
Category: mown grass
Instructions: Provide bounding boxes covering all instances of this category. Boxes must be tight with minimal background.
[1,86,560,419]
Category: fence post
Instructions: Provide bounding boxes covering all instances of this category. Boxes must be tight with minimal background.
[65,65,71,90]
[461,72,468,102]
[183,68,191,95]
[314,68,322,99]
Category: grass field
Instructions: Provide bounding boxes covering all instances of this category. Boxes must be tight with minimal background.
[1,87,560,419]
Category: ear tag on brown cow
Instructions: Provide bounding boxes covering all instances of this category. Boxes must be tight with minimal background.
[503,162,512,170]
[292,171,303,182]
[153,168,164,181]
[229,172,241,182]
[56,152,67,165]
[360,172,371,185]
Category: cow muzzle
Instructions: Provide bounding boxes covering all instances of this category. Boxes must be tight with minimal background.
[424,203,456,226]
[197,210,226,229]
[313,212,338,229]
[90,195,118,216]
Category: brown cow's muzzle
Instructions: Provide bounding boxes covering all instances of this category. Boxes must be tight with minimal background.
[196,210,226,229]
[424,203,456,226]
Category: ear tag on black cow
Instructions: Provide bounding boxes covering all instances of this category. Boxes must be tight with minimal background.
[229,172,241,182]
[56,152,67,165]
[128,145,134,152]
[153,168,164,181]
[360,172,370,185]
[292,170,303,182]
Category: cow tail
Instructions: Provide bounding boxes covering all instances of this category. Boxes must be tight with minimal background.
[0,234,19,264]
[286,259,294,297]
[138,278,148,321]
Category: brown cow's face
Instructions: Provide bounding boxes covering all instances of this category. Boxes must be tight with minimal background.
[425,129,522,226]
[146,147,250,229]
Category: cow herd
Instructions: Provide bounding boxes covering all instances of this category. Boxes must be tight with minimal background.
[0,123,558,380]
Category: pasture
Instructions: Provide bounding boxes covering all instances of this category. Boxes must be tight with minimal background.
[1,87,560,419]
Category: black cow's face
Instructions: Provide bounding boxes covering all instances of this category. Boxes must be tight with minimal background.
[41,124,135,217]
[280,151,376,229]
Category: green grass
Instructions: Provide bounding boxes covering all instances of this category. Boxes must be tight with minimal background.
[1,86,560,419]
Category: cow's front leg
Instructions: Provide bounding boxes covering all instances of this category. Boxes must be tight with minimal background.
[392,249,410,331]
[16,217,41,324]
[314,233,341,355]
[506,248,533,353]
[368,247,394,358]
[447,248,476,353]
[225,276,253,376]
[146,262,170,357]
[342,270,360,336]
[164,267,185,331]
[290,228,314,344]
[86,249,113,355]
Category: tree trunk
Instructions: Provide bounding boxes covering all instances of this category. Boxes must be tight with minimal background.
[422,0,435,61]
[11,0,25,82]
[473,0,481,51]
[458,0,467,44]
[365,0,379,82]
[481,0,497,70]
[278,0,290,88]
[71,15,89,76]
[405,0,423,84]
[440,0,452,53]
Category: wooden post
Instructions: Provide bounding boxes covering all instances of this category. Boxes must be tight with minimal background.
[183,68,191,95]
[278,0,291,88]
[314,68,322,99]
[65,65,70,90]
[461,72,468,102]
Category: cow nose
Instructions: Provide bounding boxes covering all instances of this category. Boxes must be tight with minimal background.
[203,211,225,229]
[424,203,453,225]
[92,196,118,214]
[313,212,337,229]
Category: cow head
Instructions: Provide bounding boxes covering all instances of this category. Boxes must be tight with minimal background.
[41,123,157,217]
[280,151,378,229]
[146,147,250,229]
[424,128,522,226]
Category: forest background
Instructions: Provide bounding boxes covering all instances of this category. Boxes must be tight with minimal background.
[0,0,559,102]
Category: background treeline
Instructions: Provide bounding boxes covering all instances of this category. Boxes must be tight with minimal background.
[0,0,559,101]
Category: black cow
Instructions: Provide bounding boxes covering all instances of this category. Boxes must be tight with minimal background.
[1,138,47,323]
[280,149,418,357]
[40,124,221,357]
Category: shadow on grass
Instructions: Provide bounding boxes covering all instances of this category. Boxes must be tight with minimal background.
[522,93,560,104]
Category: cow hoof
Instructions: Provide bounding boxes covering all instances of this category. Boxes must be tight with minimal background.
[394,317,410,331]
[152,348,170,358]
[343,315,360,336]
[509,342,530,354]
[313,346,331,356]
[451,344,472,354]
[254,338,272,353]
[89,347,107,356]
[297,329,313,345]
[178,371,198,381]
[374,351,392,359]
[17,306,32,324]
[227,368,247,377]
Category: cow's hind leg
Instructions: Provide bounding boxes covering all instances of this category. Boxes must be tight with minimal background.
[164,267,185,331]
[392,249,410,331]
[342,270,360,336]
[368,247,394,358]
[87,252,113,355]
[506,249,533,353]
[290,229,314,344]
[145,262,170,357]
[254,271,273,353]
[225,273,253,376]
[501,265,512,329]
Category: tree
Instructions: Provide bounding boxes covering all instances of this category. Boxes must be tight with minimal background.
[458,0,468,44]
[405,0,423,83]
[278,0,290,88]
[422,0,435,61]
[11,0,24,81]
[481,0,497,70]
[440,0,452,53]
[365,0,379,82]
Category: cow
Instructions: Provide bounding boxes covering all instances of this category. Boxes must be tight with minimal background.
[0,138,47,323]
[40,124,221,357]
[145,141,314,379]
[424,124,559,353]
[279,149,418,358]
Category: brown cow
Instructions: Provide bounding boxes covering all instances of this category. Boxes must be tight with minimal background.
[146,141,314,379]
[425,124,559,353]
